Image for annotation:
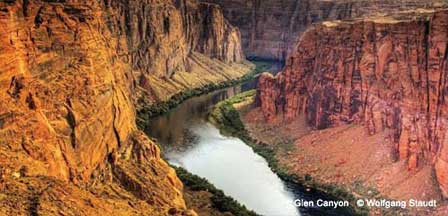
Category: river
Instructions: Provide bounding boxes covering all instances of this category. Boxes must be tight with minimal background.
[145,64,354,216]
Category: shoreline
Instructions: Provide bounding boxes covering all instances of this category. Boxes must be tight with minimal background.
[173,166,259,216]
[209,90,448,215]
[208,90,364,215]
[136,60,275,215]
[136,60,275,132]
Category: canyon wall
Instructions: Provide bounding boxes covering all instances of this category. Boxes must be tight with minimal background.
[103,0,250,103]
[104,0,244,77]
[202,0,447,61]
[257,10,448,198]
[0,0,246,214]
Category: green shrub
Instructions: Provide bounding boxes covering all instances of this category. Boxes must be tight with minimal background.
[137,61,272,131]
[173,166,258,216]
[209,91,363,216]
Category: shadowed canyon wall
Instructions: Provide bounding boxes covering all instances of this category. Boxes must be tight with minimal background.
[0,0,246,214]
[104,0,244,77]
[103,0,250,103]
[202,0,447,61]
[257,10,448,198]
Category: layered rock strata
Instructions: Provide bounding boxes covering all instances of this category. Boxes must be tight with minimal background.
[104,0,250,103]
[202,0,447,61]
[0,0,247,214]
[104,0,245,76]
[257,10,448,198]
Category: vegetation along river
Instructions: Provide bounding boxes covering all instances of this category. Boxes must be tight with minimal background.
[145,63,355,216]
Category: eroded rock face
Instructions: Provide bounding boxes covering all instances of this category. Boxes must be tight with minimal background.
[194,3,244,63]
[104,0,244,78]
[101,0,250,104]
[0,0,245,214]
[257,10,448,198]
[202,0,447,61]
[1,0,137,183]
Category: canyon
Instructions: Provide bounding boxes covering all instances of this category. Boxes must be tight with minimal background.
[256,8,448,213]
[2,0,448,215]
[202,0,447,61]
[0,0,250,215]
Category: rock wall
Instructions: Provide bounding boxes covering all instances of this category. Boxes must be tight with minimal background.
[101,0,251,103]
[257,10,448,198]
[202,0,447,61]
[104,0,244,78]
[194,3,244,63]
[0,0,246,214]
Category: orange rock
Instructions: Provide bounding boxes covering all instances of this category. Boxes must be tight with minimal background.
[257,72,280,122]
[257,10,448,198]
[0,0,245,214]
[202,0,447,61]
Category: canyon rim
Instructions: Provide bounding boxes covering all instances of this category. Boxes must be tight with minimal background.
[255,4,448,216]
[2,0,448,216]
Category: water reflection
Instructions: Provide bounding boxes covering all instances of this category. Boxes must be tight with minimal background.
[144,64,303,215]
[168,122,300,216]
[147,83,250,152]
[145,63,354,215]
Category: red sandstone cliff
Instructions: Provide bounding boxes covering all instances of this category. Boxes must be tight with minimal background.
[257,10,448,198]
[202,0,447,61]
[105,0,245,77]
[103,0,251,103]
[0,0,246,214]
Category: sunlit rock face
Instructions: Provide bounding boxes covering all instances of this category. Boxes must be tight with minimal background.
[0,0,245,214]
[257,10,448,198]
[201,0,447,61]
